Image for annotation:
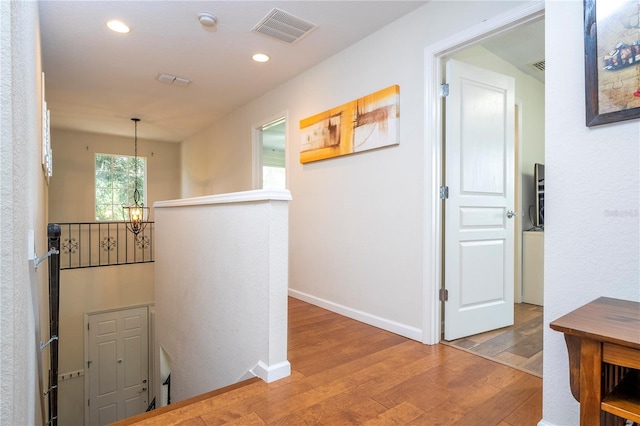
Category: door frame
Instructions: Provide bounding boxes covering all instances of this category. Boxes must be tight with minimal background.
[84,303,154,425]
[422,1,544,345]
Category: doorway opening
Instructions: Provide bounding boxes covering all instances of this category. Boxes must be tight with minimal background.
[253,116,287,190]
[423,2,545,356]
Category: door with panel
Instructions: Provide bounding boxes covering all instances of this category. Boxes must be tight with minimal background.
[443,59,516,341]
[87,306,149,425]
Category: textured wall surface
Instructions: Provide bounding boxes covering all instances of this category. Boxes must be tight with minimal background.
[543,1,640,425]
[1,1,47,424]
[154,190,291,402]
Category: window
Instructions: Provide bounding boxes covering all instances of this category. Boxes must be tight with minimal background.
[95,153,146,221]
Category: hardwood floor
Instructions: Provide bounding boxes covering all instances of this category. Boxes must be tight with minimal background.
[115,297,542,425]
[442,303,543,378]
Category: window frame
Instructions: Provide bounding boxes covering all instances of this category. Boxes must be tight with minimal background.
[94,152,148,222]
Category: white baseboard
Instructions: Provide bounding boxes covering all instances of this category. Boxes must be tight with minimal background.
[288,289,423,341]
[537,420,557,426]
[251,360,291,383]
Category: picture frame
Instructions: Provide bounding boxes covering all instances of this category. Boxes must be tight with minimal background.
[584,0,640,127]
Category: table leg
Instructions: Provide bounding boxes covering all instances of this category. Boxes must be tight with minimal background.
[580,338,602,426]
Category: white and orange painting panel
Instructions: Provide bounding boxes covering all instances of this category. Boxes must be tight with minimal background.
[300,85,399,163]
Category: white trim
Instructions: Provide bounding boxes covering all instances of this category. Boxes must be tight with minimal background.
[250,360,291,383]
[422,1,545,345]
[252,125,262,190]
[514,99,524,304]
[289,289,423,341]
[537,420,557,426]
[154,189,292,208]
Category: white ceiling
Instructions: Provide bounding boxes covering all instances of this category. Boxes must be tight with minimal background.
[39,1,544,144]
[39,1,428,142]
[481,19,545,84]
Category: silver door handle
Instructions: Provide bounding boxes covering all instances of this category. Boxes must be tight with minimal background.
[506,210,518,219]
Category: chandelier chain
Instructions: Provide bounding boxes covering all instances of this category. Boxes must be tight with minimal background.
[132,118,140,196]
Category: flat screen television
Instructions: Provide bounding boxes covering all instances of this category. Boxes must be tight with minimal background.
[534,163,544,228]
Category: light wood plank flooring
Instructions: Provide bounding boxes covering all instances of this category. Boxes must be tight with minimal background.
[116,297,542,425]
[443,303,543,378]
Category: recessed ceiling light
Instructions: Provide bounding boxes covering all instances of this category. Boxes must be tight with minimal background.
[252,53,270,63]
[106,20,130,34]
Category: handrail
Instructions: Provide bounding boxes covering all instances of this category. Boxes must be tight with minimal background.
[46,224,61,426]
[55,221,154,269]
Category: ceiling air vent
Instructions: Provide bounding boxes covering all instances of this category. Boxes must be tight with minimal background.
[531,60,545,72]
[252,8,317,44]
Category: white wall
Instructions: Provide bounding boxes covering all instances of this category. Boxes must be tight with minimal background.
[56,265,154,426]
[154,190,291,402]
[543,1,640,425]
[181,1,528,340]
[0,2,48,424]
[49,128,181,222]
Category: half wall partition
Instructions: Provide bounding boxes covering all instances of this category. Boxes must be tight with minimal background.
[153,189,291,405]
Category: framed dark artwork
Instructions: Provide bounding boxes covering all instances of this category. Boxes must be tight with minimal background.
[584,0,640,127]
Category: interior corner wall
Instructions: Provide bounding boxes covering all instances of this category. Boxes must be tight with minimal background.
[180,113,254,197]
[180,1,530,338]
[1,1,48,424]
[543,2,640,425]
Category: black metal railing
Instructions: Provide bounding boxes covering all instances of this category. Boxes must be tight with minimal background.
[57,221,154,269]
[145,397,156,412]
[44,224,61,426]
[163,374,171,406]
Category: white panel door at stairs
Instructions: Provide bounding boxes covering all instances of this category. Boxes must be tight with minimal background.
[88,306,149,426]
[443,59,516,341]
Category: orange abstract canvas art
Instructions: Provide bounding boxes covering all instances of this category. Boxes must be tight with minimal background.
[300,85,399,163]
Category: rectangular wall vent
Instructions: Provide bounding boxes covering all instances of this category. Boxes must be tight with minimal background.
[252,8,317,44]
[531,60,545,72]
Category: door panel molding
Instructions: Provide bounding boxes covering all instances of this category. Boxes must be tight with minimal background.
[84,304,152,425]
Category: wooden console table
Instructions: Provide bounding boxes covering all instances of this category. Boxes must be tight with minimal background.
[550,297,640,426]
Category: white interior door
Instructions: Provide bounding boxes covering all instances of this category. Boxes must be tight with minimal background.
[444,59,515,341]
[87,306,149,425]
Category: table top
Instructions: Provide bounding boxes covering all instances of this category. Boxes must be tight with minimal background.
[550,297,640,350]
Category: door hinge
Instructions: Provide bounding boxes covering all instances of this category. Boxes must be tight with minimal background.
[439,288,449,302]
[87,360,92,368]
[87,322,90,330]
[88,399,90,407]
[439,185,449,200]
[440,83,449,97]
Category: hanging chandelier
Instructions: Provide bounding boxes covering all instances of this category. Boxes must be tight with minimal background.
[123,118,149,235]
